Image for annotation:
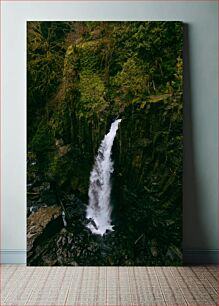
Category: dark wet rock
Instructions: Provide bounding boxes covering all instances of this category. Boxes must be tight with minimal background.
[56,236,62,246]
[27,206,61,252]
[67,236,73,244]
[27,185,135,266]
[41,193,56,205]
[27,179,57,218]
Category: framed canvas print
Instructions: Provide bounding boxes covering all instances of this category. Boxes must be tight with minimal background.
[27,21,183,266]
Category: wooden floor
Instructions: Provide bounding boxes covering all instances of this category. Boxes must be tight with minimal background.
[1,265,218,305]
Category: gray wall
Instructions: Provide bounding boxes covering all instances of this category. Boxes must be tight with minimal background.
[1,1,218,263]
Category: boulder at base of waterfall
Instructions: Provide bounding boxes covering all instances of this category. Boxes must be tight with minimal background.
[27,206,61,252]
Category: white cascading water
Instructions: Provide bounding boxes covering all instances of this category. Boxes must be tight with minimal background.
[86,119,122,236]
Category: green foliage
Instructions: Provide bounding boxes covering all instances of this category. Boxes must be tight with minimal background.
[79,72,108,118]
[27,21,183,265]
[77,40,103,72]
[113,57,149,102]
[27,22,71,141]
[31,120,54,153]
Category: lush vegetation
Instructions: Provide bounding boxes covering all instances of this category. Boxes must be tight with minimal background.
[27,21,183,266]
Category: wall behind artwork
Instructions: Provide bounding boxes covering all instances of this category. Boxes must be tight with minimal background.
[1,0,218,263]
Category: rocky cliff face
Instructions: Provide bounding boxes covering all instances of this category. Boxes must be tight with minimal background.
[27,21,183,266]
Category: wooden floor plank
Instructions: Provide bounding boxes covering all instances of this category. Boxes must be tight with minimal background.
[1,265,218,305]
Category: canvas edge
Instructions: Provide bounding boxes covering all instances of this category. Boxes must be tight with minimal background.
[0,249,217,265]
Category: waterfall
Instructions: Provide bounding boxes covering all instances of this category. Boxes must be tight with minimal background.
[86,119,122,236]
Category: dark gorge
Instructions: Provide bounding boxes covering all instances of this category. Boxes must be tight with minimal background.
[27,21,183,266]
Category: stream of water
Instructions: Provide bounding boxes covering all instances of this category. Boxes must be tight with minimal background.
[86,119,122,235]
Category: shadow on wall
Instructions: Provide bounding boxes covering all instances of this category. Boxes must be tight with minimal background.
[183,24,211,264]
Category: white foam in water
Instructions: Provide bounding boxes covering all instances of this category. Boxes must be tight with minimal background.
[86,119,122,235]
